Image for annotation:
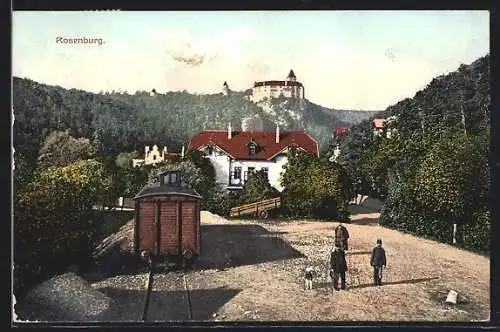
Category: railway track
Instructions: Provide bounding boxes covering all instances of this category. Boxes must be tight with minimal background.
[141,259,193,321]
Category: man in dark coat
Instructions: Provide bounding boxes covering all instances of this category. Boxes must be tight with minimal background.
[330,244,348,291]
[334,222,350,251]
[370,238,387,286]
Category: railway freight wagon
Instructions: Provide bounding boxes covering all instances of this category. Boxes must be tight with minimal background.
[133,170,202,268]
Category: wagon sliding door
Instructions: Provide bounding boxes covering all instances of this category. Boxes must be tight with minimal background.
[138,201,157,255]
[181,202,198,255]
[158,202,177,255]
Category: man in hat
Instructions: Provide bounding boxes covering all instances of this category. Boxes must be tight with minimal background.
[370,238,387,286]
[330,242,348,291]
[334,222,350,251]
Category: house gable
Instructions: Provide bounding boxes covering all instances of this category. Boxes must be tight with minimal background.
[187,130,319,160]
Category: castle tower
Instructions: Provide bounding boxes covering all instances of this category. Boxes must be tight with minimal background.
[222,81,230,96]
[150,88,157,96]
[286,69,297,82]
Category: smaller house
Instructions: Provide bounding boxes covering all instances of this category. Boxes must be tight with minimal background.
[372,116,397,138]
[333,127,350,138]
[132,145,168,168]
[329,127,350,162]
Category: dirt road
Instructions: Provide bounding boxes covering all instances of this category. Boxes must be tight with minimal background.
[92,205,490,322]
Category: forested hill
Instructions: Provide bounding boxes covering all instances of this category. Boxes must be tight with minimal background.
[371,54,490,134]
[338,54,490,179]
[13,77,376,166]
[335,54,490,254]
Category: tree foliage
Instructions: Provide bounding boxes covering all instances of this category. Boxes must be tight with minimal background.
[37,130,96,169]
[413,133,489,226]
[281,148,351,220]
[344,54,491,254]
[239,170,280,205]
[14,159,110,297]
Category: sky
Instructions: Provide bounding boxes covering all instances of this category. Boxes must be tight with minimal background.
[12,11,489,110]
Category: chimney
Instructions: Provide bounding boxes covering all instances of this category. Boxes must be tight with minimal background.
[145,145,150,156]
[228,123,232,139]
[276,125,280,143]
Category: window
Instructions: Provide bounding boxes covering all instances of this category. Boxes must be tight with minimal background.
[249,144,256,155]
[153,155,157,160]
[170,173,177,183]
[233,167,242,179]
[207,146,214,155]
[244,167,255,181]
[261,167,269,180]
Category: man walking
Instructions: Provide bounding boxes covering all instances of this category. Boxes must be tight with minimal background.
[334,222,350,251]
[370,238,387,286]
[330,243,348,291]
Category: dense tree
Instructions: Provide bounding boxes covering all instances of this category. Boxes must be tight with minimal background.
[281,148,351,219]
[115,151,140,169]
[413,132,489,232]
[345,54,491,253]
[239,170,280,205]
[37,130,96,169]
[14,159,111,297]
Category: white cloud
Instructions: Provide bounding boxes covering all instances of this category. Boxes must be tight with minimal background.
[149,25,257,70]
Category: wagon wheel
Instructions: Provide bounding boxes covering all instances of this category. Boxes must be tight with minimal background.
[140,249,152,261]
[182,249,195,268]
[259,210,269,219]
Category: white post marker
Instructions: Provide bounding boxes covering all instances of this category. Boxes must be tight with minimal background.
[446,290,458,304]
[453,223,457,244]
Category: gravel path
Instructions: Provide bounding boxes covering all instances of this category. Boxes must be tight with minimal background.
[15,204,490,322]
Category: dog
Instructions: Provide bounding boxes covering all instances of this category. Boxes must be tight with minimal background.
[304,267,318,290]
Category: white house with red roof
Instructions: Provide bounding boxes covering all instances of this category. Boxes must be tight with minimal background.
[372,115,397,138]
[186,124,319,191]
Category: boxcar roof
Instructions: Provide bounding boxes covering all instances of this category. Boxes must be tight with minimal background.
[133,185,202,200]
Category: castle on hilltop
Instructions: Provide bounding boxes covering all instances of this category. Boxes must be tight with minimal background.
[222,69,305,103]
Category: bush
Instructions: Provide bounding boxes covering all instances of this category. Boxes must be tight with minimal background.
[459,209,490,254]
[380,132,490,254]
[281,148,351,219]
[204,184,232,217]
[239,170,280,205]
[14,159,108,298]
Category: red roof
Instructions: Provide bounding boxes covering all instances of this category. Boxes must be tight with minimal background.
[334,127,350,136]
[187,130,319,160]
[373,119,386,129]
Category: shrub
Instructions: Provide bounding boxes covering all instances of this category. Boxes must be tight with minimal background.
[14,159,108,298]
[380,132,490,254]
[204,184,232,217]
[459,208,490,254]
[239,170,280,205]
[281,148,351,220]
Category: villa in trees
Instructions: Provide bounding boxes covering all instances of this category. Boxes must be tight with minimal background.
[186,123,319,191]
[372,116,398,138]
[132,145,183,167]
